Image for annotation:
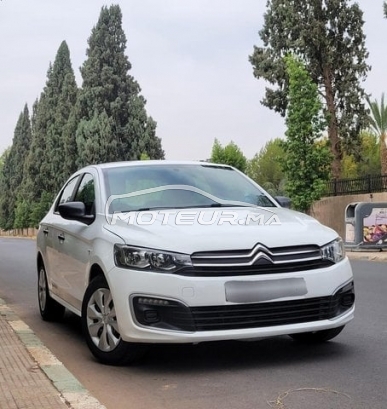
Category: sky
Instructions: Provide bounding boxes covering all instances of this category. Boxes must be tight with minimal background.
[0,0,386,161]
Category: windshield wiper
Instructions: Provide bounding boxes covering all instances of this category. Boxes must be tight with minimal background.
[206,203,251,208]
[117,203,253,212]
[117,206,175,212]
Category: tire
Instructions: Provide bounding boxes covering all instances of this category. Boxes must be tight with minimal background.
[289,325,345,343]
[81,276,146,365]
[38,263,65,321]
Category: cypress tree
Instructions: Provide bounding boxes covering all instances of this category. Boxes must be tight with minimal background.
[22,41,78,215]
[0,105,32,229]
[62,109,79,177]
[76,111,117,165]
[40,41,78,192]
[10,105,32,191]
[76,5,164,167]
[0,149,12,229]
[22,99,48,203]
[49,41,78,189]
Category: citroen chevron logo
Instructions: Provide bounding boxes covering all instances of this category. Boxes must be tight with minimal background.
[252,250,274,265]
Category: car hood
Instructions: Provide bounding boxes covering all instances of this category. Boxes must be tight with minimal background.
[103,207,338,254]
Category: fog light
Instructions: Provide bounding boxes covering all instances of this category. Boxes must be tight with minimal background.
[144,310,159,323]
[132,296,195,331]
[341,293,355,307]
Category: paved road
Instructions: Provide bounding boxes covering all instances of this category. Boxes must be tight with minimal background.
[0,237,386,409]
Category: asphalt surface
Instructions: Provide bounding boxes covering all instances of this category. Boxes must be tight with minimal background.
[0,237,386,409]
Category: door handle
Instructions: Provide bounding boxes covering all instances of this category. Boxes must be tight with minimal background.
[43,229,49,236]
[58,233,65,242]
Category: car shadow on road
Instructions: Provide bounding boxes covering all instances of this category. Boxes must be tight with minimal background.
[55,311,356,373]
[129,335,356,374]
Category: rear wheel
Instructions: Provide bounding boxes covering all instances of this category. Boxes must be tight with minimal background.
[289,326,345,343]
[81,276,146,365]
[38,264,65,321]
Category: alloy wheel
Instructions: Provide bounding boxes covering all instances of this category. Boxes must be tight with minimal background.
[38,267,47,311]
[86,288,121,352]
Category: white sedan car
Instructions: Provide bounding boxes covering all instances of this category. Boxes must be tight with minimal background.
[37,161,354,365]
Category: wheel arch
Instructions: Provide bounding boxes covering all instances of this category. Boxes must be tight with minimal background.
[88,263,107,284]
[37,252,44,272]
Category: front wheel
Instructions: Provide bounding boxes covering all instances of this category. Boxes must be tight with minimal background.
[38,264,65,321]
[81,276,146,365]
[289,325,345,343]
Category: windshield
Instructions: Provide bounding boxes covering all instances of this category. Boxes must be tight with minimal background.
[103,164,276,213]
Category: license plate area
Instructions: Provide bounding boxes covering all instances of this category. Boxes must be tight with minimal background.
[225,278,307,303]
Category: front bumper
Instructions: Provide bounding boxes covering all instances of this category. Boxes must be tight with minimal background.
[107,257,354,343]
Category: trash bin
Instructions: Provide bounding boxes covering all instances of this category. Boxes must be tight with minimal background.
[344,202,387,249]
[344,203,357,245]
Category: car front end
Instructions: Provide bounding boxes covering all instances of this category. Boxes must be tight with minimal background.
[104,214,354,344]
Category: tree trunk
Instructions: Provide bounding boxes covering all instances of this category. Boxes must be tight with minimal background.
[381,132,387,175]
[323,66,341,178]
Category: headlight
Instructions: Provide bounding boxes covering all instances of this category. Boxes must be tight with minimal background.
[321,238,346,263]
[114,244,192,273]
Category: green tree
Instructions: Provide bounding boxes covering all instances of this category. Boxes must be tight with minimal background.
[62,109,79,178]
[14,200,32,229]
[21,42,78,225]
[38,41,78,192]
[48,41,78,190]
[75,5,164,167]
[246,138,286,194]
[22,99,47,203]
[0,148,11,229]
[76,111,117,166]
[23,42,77,196]
[249,0,370,178]
[140,152,150,160]
[340,131,381,178]
[0,147,10,173]
[282,55,331,213]
[29,192,55,228]
[0,154,13,229]
[210,139,247,173]
[0,105,32,229]
[358,132,381,176]
[366,94,387,175]
[340,154,358,179]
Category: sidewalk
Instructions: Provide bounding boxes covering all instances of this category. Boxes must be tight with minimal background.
[0,298,106,409]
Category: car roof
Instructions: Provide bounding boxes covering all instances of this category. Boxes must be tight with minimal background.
[79,160,233,172]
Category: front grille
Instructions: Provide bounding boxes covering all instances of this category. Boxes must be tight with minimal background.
[178,260,333,277]
[187,296,339,331]
[185,244,332,277]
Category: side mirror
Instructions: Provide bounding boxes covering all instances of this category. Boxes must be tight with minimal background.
[58,202,95,225]
[274,196,291,209]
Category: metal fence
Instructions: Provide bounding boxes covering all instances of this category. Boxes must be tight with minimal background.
[324,174,387,196]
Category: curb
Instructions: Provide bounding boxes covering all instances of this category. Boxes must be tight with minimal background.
[0,298,106,409]
[346,251,387,262]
